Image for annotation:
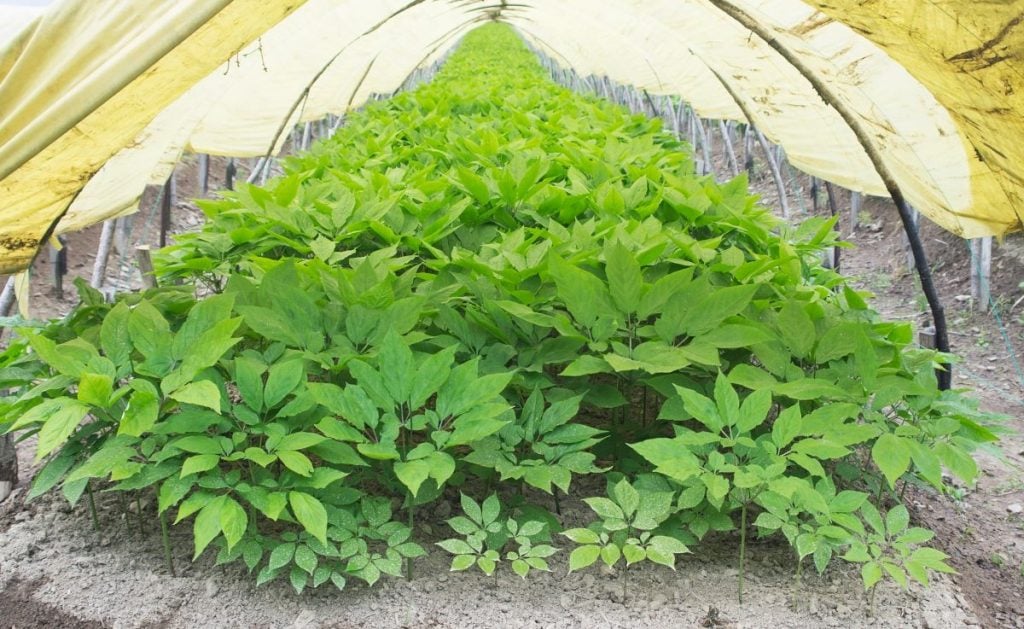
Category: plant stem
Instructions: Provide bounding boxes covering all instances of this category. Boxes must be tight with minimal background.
[86,482,100,532]
[553,488,561,516]
[793,554,803,611]
[160,512,176,577]
[868,584,877,617]
[622,561,627,603]
[119,491,131,538]
[738,502,747,604]
[135,493,145,536]
[406,492,415,581]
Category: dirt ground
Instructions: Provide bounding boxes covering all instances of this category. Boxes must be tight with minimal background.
[0,113,1022,628]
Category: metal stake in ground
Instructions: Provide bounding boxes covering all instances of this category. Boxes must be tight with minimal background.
[159,174,173,249]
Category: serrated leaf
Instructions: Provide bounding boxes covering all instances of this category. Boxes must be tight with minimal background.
[278,450,313,477]
[605,241,644,313]
[264,360,305,409]
[294,545,318,575]
[220,496,247,550]
[289,566,308,594]
[36,400,90,460]
[289,491,327,544]
[77,373,113,408]
[180,454,220,478]
[583,497,623,521]
[268,542,296,572]
[771,404,801,448]
[563,528,600,544]
[394,459,430,497]
[872,433,911,488]
[170,381,222,413]
[611,479,639,518]
[437,539,475,555]
[600,543,621,567]
[193,495,226,559]
[568,545,600,572]
[885,505,910,535]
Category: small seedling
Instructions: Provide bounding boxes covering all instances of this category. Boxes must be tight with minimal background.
[437,493,557,586]
[563,477,689,602]
[842,504,955,616]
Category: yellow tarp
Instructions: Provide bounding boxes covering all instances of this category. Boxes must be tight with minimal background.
[805,0,1024,235]
[0,0,305,273]
[1,0,1022,274]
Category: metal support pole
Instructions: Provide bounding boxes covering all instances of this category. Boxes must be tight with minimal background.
[719,120,740,177]
[849,191,862,233]
[159,174,173,248]
[198,154,210,195]
[91,220,116,289]
[970,237,993,307]
[754,129,790,218]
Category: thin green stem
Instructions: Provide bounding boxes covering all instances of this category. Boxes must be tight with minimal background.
[135,493,145,536]
[738,502,747,604]
[868,584,877,617]
[160,512,176,577]
[793,554,803,610]
[119,491,131,538]
[406,493,415,581]
[86,482,100,532]
[622,561,627,603]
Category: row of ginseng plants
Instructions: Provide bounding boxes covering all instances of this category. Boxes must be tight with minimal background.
[0,24,1002,608]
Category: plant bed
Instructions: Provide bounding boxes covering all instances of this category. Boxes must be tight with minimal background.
[0,23,1003,629]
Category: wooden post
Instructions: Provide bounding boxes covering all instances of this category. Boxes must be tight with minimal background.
[159,174,173,248]
[136,246,157,290]
[225,158,236,191]
[198,154,210,195]
[970,237,993,307]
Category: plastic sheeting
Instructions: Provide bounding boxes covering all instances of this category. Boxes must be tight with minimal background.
[1,0,1022,273]
[0,0,305,273]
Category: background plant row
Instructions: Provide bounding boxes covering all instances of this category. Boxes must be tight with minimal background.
[0,24,1002,601]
